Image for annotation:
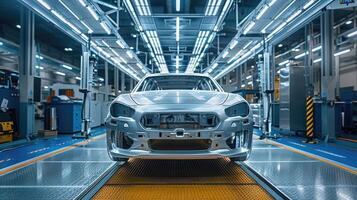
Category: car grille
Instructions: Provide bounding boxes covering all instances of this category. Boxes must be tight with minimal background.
[141,113,219,130]
[149,139,212,150]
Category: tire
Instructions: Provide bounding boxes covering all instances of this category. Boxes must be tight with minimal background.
[230,156,248,162]
[112,157,129,162]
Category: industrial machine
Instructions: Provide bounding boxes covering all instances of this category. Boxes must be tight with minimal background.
[0,119,14,143]
[45,96,82,134]
[250,103,263,128]
[0,69,19,143]
[279,66,307,135]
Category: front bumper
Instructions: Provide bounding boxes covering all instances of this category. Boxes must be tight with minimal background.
[106,113,253,160]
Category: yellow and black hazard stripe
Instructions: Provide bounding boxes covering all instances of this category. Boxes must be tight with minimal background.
[306,96,314,139]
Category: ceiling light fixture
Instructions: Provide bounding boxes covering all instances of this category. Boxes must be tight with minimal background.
[86,6,99,21]
[303,0,315,10]
[243,22,255,35]
[37,0,51,10]
[347,30,357,37]
[55,71,66,76]
[100,21,111,34]
[126,50,134,59]
[278,60,290,66]
[62,64,72,70]
[313,58,322,63]
[176,17,180,42]
[222,51,229,58]
[229,40,238,49]
[176,0,180,12]
[256,5,269,20]
[334,49,350,56]
[345,20,352,25]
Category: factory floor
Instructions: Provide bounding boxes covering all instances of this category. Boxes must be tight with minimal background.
[0,129,356,200]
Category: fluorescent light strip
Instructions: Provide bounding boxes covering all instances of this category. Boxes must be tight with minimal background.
[347,30,357,37]
[278,60,290,66]
[176,0,180,11]
[229,40,238,49]
[75,76,81,80]
[268,0,277,7]
[286,9,302,23]
[205,0,222,16]
[37,0,51,10]
[55,71,65,76]
[294,51,308,59]
[176,55,179,70]
[100,22,111,34]
[243,22,255,35]
[222,51,229,58]
[59,0,94,33]
[78,0,86,7]
[62,64,72,70]
[256,5,268,20]
[312,45,321,52]
[86,6,99,21]
[334,49,350,56]
[313,58,322,63]
[243,41,253,49]
[126,50,134,59]
[116,40,125,48]
[176,17,180,42]
[303,0,315,10]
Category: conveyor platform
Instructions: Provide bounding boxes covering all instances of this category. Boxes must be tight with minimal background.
[90,159,278,200]
[0,132,356,200]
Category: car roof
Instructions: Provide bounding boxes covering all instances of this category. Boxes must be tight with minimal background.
[142,73,213,79]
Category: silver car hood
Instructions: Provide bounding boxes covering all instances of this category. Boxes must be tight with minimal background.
[130,90,228,105]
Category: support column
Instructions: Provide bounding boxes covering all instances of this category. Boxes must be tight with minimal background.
[129,78,134,92]
[261,45,274,136]
[321,9,336,142]
[104,61,109,101]
[121,72,125,93]
[79,44,93,138]
[19,7,35,139]
[114,68,119,96]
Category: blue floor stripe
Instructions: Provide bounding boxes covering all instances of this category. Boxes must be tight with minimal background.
[0,127,106,170]
[254,129,357,169]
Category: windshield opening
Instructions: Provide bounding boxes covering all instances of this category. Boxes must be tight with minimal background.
[136,75,220,92]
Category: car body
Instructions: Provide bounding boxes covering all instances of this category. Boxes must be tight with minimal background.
[105,73,253,161]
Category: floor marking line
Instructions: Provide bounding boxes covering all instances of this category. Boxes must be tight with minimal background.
[39,161,113,163]
[289,141,306,147]
[315,149,346,158]
[0,134,106,176]
[277,185,357,188]
[0,185,87,188]
[247,160,319,163]
[265,140,357,174]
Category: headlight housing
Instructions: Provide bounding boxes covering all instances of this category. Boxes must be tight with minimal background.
[110,103,135,118]
[225,102,250,118]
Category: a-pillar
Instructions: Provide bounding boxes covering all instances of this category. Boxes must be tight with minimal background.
[321,9,336,142]
[19,7,35,139]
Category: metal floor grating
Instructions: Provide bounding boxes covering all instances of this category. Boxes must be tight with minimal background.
[93,159,274,200]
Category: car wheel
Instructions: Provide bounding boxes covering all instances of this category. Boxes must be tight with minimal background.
[112,157,129,162]
[230,156,247,162]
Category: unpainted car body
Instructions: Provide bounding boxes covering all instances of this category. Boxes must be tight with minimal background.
[106,74,253,161]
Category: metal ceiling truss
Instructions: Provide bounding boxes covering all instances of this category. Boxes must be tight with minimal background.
[18,0,149,81]
[206,0,335,80]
